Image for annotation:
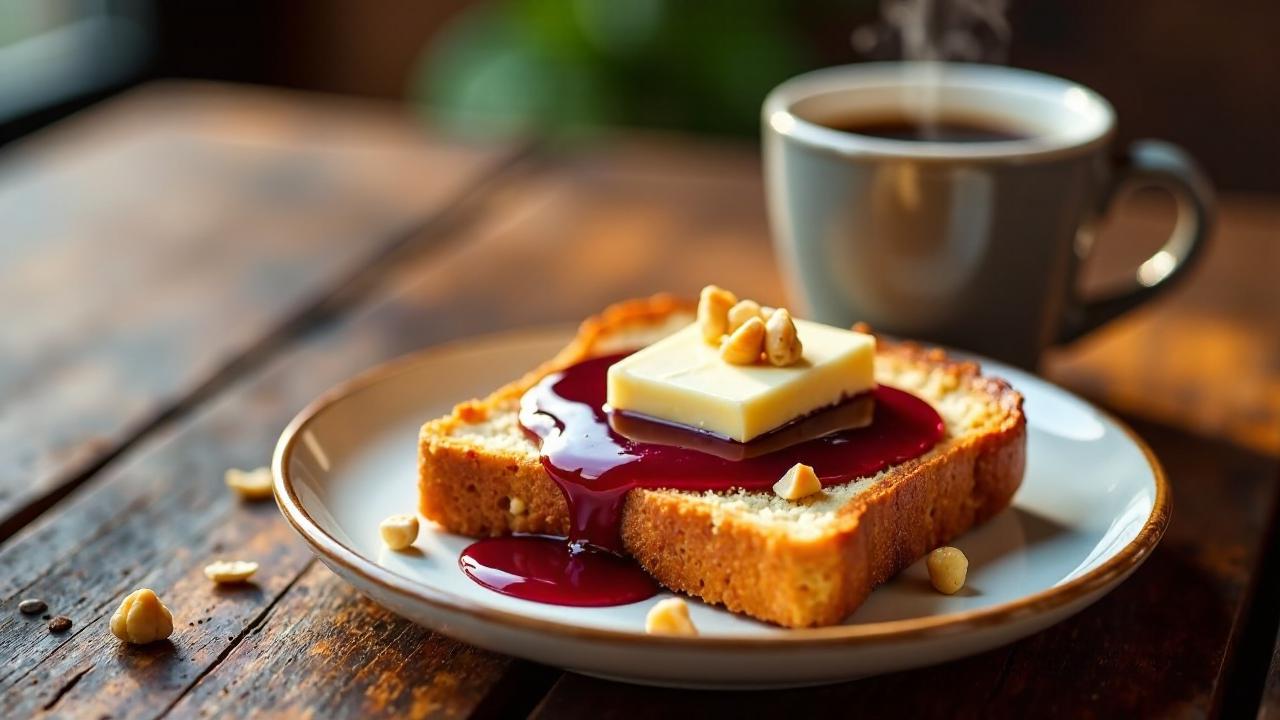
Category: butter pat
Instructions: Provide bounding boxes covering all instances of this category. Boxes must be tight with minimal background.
[607,321,875,442]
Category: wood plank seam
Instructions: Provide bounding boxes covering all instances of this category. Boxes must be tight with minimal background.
[2,494,151,600]
[984,646,1018,704]
[7,628,90,692]
[1217,478,1280,719]
[0,491,234,690]
[41,663,92,712]
[6,607,102,691]
[155,558,316,718]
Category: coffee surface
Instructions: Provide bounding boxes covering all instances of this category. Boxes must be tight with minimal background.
[821,115,1030,143]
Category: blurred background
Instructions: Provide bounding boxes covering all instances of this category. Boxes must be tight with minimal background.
[3,0,1277,190]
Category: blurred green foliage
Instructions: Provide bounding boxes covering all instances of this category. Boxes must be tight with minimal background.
[415,0,868,138]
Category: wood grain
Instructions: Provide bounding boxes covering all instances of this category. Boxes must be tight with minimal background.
[0,80,516,539]
[0,249,523,718]
[165,563,512,720]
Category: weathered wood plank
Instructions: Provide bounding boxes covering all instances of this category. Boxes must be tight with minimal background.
[0,254,522,718]
[530,420,1278,719]
[0,80,516,538]
[165,563,512,720]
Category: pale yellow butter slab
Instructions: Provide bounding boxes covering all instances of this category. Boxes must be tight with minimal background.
[606,321,875,442]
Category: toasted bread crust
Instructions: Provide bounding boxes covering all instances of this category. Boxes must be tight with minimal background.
[419,296,1025,627]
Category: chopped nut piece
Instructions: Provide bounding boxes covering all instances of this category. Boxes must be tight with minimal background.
[644,598,698,636]
[726,299,763,333]
[926,546,969,595]
[697,285,737,344]
[110,589,173,644]
[508,497,527,515]
[204,560,259,584]
[379,514,420,550]
[773,463,821,500]
[48,616,72,633]
[764,308,804,366]
[719,316,766,365]
[224,467,274,501]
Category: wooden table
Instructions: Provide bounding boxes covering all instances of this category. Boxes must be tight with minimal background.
[1,82,1277,719]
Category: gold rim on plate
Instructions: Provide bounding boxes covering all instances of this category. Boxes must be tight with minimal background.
[272,327,1171,649]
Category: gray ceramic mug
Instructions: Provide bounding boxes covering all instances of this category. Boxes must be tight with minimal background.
[764,63,1214,368]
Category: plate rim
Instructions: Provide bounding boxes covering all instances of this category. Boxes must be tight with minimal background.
[272,326,1171,649]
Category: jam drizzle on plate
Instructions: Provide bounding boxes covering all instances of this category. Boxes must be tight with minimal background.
[458,352,945,606]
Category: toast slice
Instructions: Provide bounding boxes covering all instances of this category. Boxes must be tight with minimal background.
[418,295,1025,627]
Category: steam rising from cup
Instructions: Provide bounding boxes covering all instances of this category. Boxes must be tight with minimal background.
[852,0,1011,140]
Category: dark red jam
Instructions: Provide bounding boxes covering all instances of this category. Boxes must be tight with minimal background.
[459,535,659,606]
[459,351,945,606]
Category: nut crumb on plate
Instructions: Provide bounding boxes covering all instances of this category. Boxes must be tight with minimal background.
[644,597,698,636]
[927,546,969,594]
[379,514,420,550]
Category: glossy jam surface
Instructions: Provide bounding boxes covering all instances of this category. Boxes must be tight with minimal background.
[458,350,945,606]
[459,536,659,606]
[521,352,944,551]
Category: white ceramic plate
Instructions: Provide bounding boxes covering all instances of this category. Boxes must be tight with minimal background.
[273,328,1169,689]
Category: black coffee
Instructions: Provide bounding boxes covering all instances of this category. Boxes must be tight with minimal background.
[821,115,1030,143]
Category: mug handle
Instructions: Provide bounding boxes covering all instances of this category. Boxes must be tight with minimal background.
[1058,140,1215,343]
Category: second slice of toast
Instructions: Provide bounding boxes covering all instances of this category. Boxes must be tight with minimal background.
[419,296,1025,627]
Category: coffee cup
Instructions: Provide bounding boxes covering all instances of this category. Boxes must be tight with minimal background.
[763,62,1214,368]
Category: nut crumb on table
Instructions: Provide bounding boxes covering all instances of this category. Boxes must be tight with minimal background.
[204,560,259,584]
[225,467,274,500]
[110,588,174,644]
